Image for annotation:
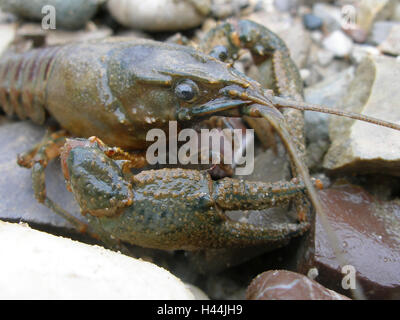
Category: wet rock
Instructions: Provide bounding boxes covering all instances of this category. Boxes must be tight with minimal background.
[322,30,353,58]
[0,121,83,231]
[356,0,397,35]
[323,55,400,175]
[107,0,210,31]
[0,23,16,55]
[369,21,399,45]
[312,3,342,32]
[0,221,195,299]
[246,270,350,300]
[303,13,323,30]
[304,67,355,170]
[0,0,103,30]
[379,24,400,56]
[297,184,400,300]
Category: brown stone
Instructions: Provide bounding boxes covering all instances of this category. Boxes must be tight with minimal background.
[246,270,350,300]
[297,184,400,299]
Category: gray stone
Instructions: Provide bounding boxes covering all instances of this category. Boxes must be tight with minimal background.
[312,3,342,32]
[303,13,323,30]
[379,24,400,56]
[351,44,380,64]
[322,30,353,58]
[304,67,355,170]
[316,49,334,66]
[323,55,400,175]
[211,0,250,19]
[0,121,83,231]
[369,21,400,45]
[0,0,103,30]
[245,12,311,68]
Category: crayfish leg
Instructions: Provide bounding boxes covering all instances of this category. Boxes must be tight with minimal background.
[16,130,89,233]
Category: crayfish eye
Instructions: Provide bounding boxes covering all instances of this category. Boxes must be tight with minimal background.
[210,45,229,62]
[175,80,199,102]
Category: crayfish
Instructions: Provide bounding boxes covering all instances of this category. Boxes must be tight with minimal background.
[1,20,399,269]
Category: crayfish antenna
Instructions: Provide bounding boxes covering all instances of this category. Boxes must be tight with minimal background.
[247,104,367,300]
[272,96,400,132]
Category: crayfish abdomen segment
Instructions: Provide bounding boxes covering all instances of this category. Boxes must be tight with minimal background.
[0,46,62,124]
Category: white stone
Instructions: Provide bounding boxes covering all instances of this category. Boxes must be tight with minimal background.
[0,23,16,56]
[107,0,208,31]
[322,30,353,58]
[0,221,195,299]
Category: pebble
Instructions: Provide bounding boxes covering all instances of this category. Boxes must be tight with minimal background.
[297,184,400,299]
[323,55,400,175]
[0,0,103,30]
[369,21,400,45]
[0,221,196,299]
[303,13,323,30]
[107,0,209,31]
[379,24,400,56]
[322,30,353,58]
[246,270,350,300]
[312,3,342,32]
[351,44,380,64]
[274,0,299,13]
